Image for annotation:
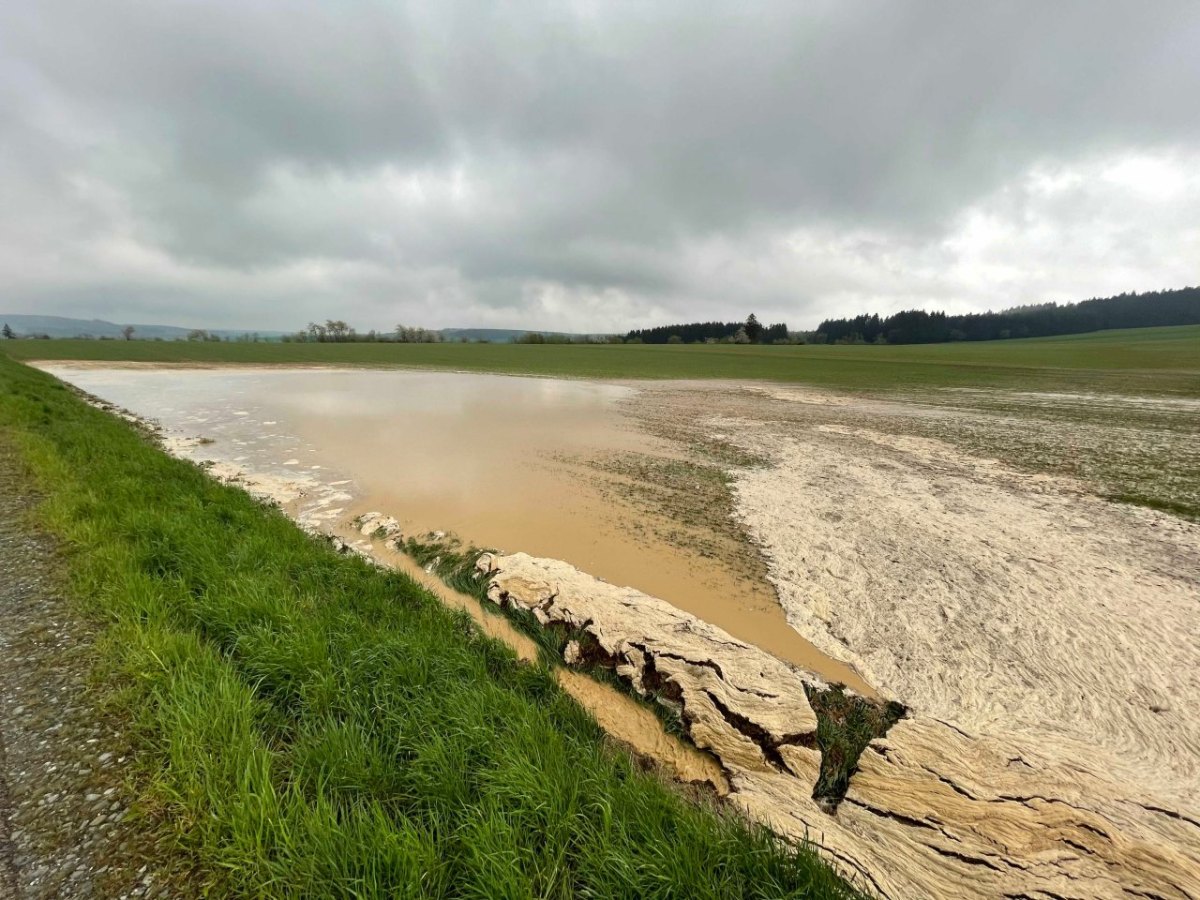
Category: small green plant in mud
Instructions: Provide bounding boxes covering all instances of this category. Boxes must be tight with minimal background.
[805,687,907,810]
[402,533,492,601]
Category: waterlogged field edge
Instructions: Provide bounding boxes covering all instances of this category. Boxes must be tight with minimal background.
[0,353,867,897]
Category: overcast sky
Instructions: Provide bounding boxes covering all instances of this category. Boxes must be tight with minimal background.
[2,2,1198,333]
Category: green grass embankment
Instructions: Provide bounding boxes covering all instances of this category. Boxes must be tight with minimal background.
[6,323,1200,396]
[0,354,864,897]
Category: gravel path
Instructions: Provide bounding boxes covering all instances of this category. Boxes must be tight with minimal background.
[0,446,171,899]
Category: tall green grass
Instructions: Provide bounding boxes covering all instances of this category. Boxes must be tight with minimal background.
[0,354,864,898]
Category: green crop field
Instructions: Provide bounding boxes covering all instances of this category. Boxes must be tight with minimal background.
[0,353,864,898]
[5,324,1199,396]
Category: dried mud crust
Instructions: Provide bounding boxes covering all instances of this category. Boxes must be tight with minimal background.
[610,383,1200,896]
[0,446,181,899]
[480,550,1200,900]
[627,383,1200,796]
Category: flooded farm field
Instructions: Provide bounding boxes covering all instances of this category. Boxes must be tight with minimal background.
[36,363,868,691]
[32,361,1200,897]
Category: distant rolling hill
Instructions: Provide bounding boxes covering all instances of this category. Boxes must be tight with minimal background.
[439,327,607,343]
[441,328,536,343]
[0,315,287,341]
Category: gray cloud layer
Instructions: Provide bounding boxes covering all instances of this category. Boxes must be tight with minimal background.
[2,1,1198,331]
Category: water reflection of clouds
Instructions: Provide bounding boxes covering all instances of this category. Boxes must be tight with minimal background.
[249,370,630,419]
[40,367,636,470]
[40,366,641,501]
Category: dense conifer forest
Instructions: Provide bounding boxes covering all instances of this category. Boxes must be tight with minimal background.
[626,316,789,344]
[814,286,1200,344]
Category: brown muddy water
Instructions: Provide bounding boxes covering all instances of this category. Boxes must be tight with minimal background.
[36,364,869,692]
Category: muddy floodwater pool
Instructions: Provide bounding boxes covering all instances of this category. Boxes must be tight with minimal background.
[39,364,870,690]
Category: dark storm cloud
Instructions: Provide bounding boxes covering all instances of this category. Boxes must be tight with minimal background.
[1,1,1198,331]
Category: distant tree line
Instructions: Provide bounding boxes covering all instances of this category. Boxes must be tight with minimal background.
[513,332,621,344]
[814,287,1200,345]
[283,321,445,343]
[625,315,790,344]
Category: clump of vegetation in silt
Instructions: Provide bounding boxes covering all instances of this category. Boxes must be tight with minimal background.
[806,685,907,810]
